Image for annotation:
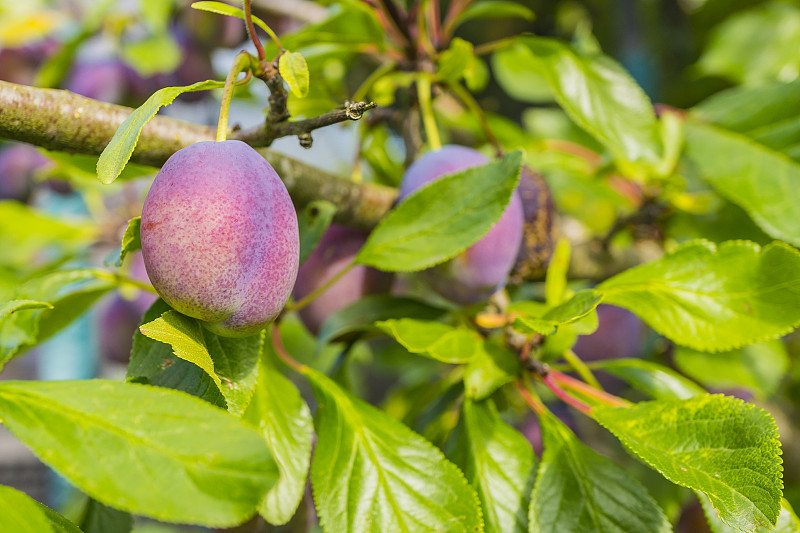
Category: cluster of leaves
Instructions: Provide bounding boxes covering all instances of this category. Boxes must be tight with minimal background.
[2,1,800,533]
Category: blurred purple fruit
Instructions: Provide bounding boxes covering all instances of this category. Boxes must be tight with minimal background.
[510,166,556,282]
[140,140,299,337]
[399,145,524,305]
[97,295,144,364]
[572,304,646,361]
[0,143,49,202]
[66,60,131,104]
[293,225,394,335]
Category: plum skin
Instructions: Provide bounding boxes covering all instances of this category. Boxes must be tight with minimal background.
[293,225,393,335]
[140,140,299,337]
[572,304,646,361]
[399,145,524,305]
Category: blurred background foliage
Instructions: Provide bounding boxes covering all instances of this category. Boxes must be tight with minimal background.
[2,0,800,532]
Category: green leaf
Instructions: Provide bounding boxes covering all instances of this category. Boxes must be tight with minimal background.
[545,238,570,306]
[437,37,474,82]
[304,367,483,533]
[191,1,278,43]
[279,52,310,98]
[97,80,225,184]
[598,240,800,352]
[1,269,116,365]
[78,498,132,533]
[492,43,553,103]
[357,150,522,271]
[518,36,661,166]
[0,380,278,527]
[128,299,226,408]
[298,201,336,265]
[120,32,182,77]
[593,394,783,531]
[316,295,444,347]
[463,340,518,400]
[244,332,312,525]
[0,484,80,533]
[510,290,602,336]
[138,310,260,417]
[111,216,142,268]
[699,493,800,533]
[449,399,536,533]
[0,201,95,271]
[696,3,800,86]
[375,319,482,363]
[684,120,800,246]
[674,340,790,398]
[590,359,704,400]
[454,1,534,28]
[529,409,671,533]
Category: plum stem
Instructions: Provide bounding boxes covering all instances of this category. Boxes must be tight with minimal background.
[95,271,159,295]
[548,368,631,408]
[562,348,603,390]
[243,0,268,60]
[446,80,502,156]
[540,373,593,415]
[217,52,254,142]
[271,324,305,372]
[285,259,356,313]
[516,378,546,415]
[416,75,442,150]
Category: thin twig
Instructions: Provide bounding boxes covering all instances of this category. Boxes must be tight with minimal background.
[548,369,631,408]
[271,324,305,372]
[540,373,593,415]
[244,0,267,60]
[234,101,377,147]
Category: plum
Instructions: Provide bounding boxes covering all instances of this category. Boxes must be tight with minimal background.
[65,60,134,104]
[0,143,49,202]
[293,225,393,335]
[399,145,524,305]
[140,140,299,337]
[510,166,556,282]
[572,304,646,361]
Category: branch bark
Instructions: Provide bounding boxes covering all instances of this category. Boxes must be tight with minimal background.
[0,81,396,230]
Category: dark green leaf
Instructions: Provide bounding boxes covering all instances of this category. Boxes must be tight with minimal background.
[530,409,671,532]
[594,395,783,531]
[298,201,336,265]
[450,399,536,533]
[684,120,800,245]
[78,498,132,533]
[674,340,789,398]
[598,240,800,351]
[454,1,534,28]
[138,310,260,417]
[357,150,522,271]
[304,367,483,533]
[97,80,225,184]
[0,380,278,527]
[316,295,444,347]
[245,332,312,525]
[128,299,226,409]
[590,359,704,400]
[464,340,518,400]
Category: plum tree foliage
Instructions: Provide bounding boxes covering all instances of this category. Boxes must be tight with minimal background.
[0,1,800,533]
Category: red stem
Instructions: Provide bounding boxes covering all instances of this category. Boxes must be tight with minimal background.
[244,0,266,60]
[541,374,592,415]
[516,380,545,415]
[271,324,304,372]
[548,369,631,408]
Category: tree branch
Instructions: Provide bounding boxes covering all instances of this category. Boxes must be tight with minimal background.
[0,81,396,230]
[234,101,378,147]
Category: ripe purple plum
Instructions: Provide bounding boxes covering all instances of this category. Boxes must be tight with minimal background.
[140,140,299,337]
[572,304,646,361]
[293,225,393,335]
[0,143,49,202]
[510,166,556,282]
[66,60,132,104]
[399,145,524,305]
